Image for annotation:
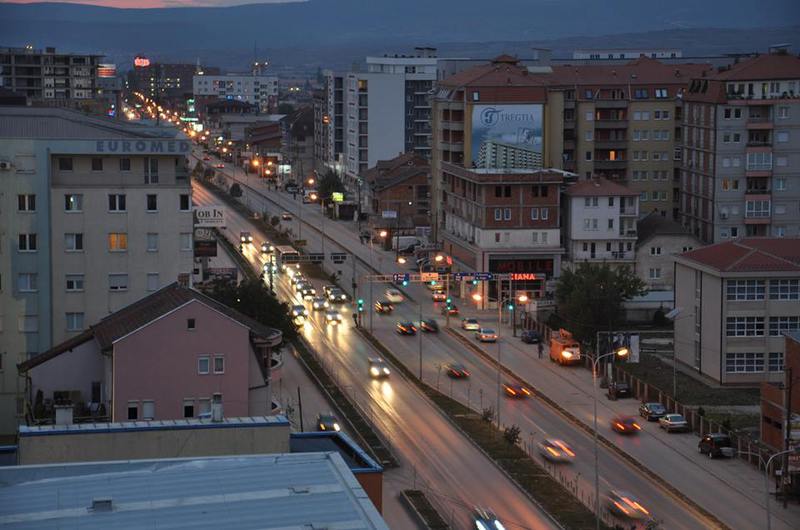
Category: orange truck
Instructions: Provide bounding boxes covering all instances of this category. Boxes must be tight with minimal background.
[549,329,581,365]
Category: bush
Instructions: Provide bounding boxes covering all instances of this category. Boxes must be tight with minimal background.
[653,308,667,326]
[503,424,521,445]
[230,183,242,197]
[481,407,495,423]
[697,406,706,417]
[270,216,280,227]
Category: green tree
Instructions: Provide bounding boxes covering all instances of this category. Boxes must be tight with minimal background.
[207,278,297,342]
[555,263,647,345]
[317,169,345,201]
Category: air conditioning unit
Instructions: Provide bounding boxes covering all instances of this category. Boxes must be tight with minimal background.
[0,161,12,171]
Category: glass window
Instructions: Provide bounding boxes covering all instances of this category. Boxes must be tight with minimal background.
[66,274,84,291]
[214,356,225,374]
[530,208,539,220]
[726,280,765,301]
[769,279,800,300]
[769,316,800,336]
[119,158,131,171]
[65,194,83,212]
[108,273,129,291]
[183,400,195,418]
[18,233,37,252]
[147,233,158,252]
[503,208,511,221]
[147,273,159,292]
[108,233,128,252]
[108,194,126,212]
[17,273,38,292]
[91,158,103,171]
[146,194,158,211]
[541,208,548,220]
[17,194,36,211]
[768,352,784,372]
[180,233,192,251]
[65,233,84,251]
[142,400,155,420]
[58,157,73,171]
[725,316,765,337]
[494,208,502,221]
[725,352,764,373]
[145,158,159,184]
[179,194,190,211]
[649,268,661,279]
[127,402,138,420]
[66,312,84,331]
[198,356,210,375]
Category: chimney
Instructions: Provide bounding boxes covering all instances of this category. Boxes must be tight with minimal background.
[211,393,224,422]
[90,497,113,512]
[55,404,74,425]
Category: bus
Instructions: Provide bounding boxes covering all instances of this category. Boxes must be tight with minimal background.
[275,245,300,270]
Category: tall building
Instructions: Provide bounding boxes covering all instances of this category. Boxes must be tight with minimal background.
[193,72,278,113]
[680,50,800,243]
[128,61,212,103]
[320,70,345,174]
[0,107,194,436]
[0,45,102,101]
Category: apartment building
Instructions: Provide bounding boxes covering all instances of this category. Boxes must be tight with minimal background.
[0,107,194,436]
[674,238,800,385]
[362,152,430,226]
[129,62,216,103]
[441,166,569,304]
[319,70,345,174]
[193,72,279,113]
[573,49,683,61]
[680,50,800,243]
[634,211,700,291]
[0,45,102,101]
[563,178,640,267]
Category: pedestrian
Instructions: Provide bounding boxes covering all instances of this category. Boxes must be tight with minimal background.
[352,312,359,328]
[537,342,543,359]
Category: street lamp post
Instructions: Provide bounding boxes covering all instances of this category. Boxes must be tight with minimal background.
[591,346,629,530]
[739,448,798,530]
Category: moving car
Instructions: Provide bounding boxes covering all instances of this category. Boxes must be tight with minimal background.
[502,382,532,398]
[260,242,274,254]
[202,155,211,161]
[610,415,641,434]
[239,231,253,244]
[444,363,470,378]
[538,439,576,463]
[698,433,734,458]
[607,381,632,400]
[461,318,480,331]
[476,328,498,342]
[472,507,506,530]
[215,162,225,169]
[291,305,308,318]
[431,290,447,302]
[322,285,336,297]
[639,402,667,421]
[328,288,348,303]
[520,329,541,344]
[311,297,329,310]
[396,321,417,335]
[281,211,293,221]
[285,182,299,193]
[301,286,317,300]
[316,413,340,432]
[374,301,394,314]
[659,413,690,433]
[368,358,391,379]
[385,288,404,303]
[420,318,439,333]
[441,305,459,316]
[290,274,307,286]
[324,310,342,325]
[606,490,650,520]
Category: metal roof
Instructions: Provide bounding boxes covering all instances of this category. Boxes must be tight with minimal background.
[0,452,389,530]
[0,107,176,139]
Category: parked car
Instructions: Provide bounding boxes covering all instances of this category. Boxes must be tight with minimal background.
[461,318,480,331]
[698,433,734,458]
[638,402,667,421]
[659,414,690,433]
[606,490,651,520]
[502,382,532,398]
[396,321,417,335]
[385,289,404,303]
[316,413,340,432]
[610,415,641,434]
[420,319,439,333]
[281,211,293,221]
[520,330,541,344]
[538,439,576,463]
[475,328,498,342]
[607,381,632,400]
[374,301,394,314]
[444,363,470,378]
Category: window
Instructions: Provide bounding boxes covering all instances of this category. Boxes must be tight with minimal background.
[745,200,770,218]
[18,234,37,252]
[592,218,598,230]
[768,352,784,372]
[769,316,800,336]
[65,233,84,252]
[724,108,732,119]
[726,316,764,337]
[776,131,789,143]
[541,208,548,220]
[503,186,511,198]
[146,194,158,211]
[66,274,84,291]
[198,356,210,374]
[145,157,159,184]
[494,208,502,221]
[198,398,211,416]
[608,218,614,229]
[649,268,662,280]
[650,247,662,256]
[58,157,73,171]
[127,402,138,420]
[585,151,592,161]
[66,312,84,331]
[734,108,742,119]
[183,400,195,418]
[119,158,131,171]
[147,273,159,292]
[725,352,764,373]
[179,194,190,211]
[17,194,35,211]
[640,191,648,201]
[91,158,103,171]
[108,273,128,291]
[777,106,789,119]
[214,356,225,374]
[726,279,765,301]
[18,273,38,292]
[108,194,126,212]
[776,178,787,191]
[494,186,502,198]
[641,111,650,121]
[18,315,38,333]
[730,227,739,238]
[187,318,196,330]
[494,233,500,243]
[180,233,192,251]
[108,233,128,252]
[585,131,593,141]
[770,279,799,300]
[634,88,649,99]
[733,133,741,142]
[65,194,83,212]
[585,111,594,121]
[503,208,511,221]
[746,152,772,170]
[722,178,739,191]
[141,400,155,420]
[146,233,158,252]
[530,208,539,220]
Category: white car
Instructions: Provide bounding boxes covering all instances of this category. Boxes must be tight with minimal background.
[384,289,404,304]
[311,297,330,310]
[324,310,342,325]
[461,318,480,331]
[538,439,575,462]
[476,328,497,342]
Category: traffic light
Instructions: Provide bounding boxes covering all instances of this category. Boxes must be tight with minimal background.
[402,279,409,286]
[357,298,364,312]
[471,279,479,286]
[507,302,515,311]
[446,297,452,308]
[430,280,437,287]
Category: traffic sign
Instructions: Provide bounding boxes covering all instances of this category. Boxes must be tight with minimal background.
[308,253,324,264]
[393,273,410,283]
[420,272,439,283]
[331,252,347,264]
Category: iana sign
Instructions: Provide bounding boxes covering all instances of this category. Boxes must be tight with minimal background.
[95,140,190,154]
[194,206,226,227]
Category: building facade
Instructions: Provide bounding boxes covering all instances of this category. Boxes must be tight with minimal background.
[634,211,700,291]
[673,238,800,385]
[760,332,800,452]
[0,45,101,101]
[362,152,430,226]
[680,50,800,243]
[0,107,194,436]
[193,72,278,113]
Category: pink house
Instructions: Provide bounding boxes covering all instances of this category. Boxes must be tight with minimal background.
[19,283,282,423]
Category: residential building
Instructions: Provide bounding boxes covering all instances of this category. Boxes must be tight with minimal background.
[563,177,640,267]
[320,70,345,174]
[0,45,102,102]
[441,167,569,304]
[635,211,701,291]
[673,238,800,385]
[129,61,217,103]
[193,72,279,113]
[281,106,315,181]
[760,332,800,452]
[362,152,430,226]
[0,452,390,529]
[0,107,194,436]
[680,49,800,243]
[573,49,683,61]
[312,88,329,171]
[18,283,283,424]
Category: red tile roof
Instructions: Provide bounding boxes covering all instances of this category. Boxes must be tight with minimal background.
[564,177,638,197]
[706,53,800,82]
[550,56,709,86]
[439,55,549,89]
[679,238,800,273]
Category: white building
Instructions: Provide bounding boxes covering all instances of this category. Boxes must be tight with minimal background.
[0,107,194,436]
[572,49,682,60]
[193,73,279,112]
[563,177,639,267]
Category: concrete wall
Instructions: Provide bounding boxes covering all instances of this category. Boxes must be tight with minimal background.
[28,338,105,411]
[635,233,700,291]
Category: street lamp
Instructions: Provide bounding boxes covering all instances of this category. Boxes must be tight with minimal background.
[379,229,388,239]
[472,293,482,302]
[513,293,529,337]
[397,256,407,264]
[591,346,629,530]
[739,448,799,530]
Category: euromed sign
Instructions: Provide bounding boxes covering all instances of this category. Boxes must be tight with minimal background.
[95,140,191,154]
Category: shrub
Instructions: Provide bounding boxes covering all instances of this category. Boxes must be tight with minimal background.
[230,183,242,197]
[481,407,495,423]
[503,424,521,445]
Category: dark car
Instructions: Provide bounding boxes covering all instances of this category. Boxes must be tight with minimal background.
[396,321,417,335]
[440,304,459,316]
[610,415,641,434]
[285,182,299,193]
[420,318,439,332]
[374,301,394,314]
[698,433,734,458]
[316,413,341,432]
[444,363,470,378]
[502,382,532,398]
[639,402,667,421]
[607,381,632,400]
[520,330,541,344]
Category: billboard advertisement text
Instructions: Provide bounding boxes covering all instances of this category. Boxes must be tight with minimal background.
[471,104,543,169]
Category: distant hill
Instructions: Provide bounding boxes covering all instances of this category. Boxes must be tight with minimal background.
[1,0,798,57]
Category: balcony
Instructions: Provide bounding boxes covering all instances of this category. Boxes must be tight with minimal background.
[618,229,638,238]
[747,139,772,147]
[440,141,464,152]
[619,206,638,217]
[594,119,628,129]
[593,159,627,170]
[746,116,773,129]
[594,139,627,149]
[441,120,464,131]
[595,99,629,109]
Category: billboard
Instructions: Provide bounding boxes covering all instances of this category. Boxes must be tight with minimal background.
[471,104,543,169]
[134,56,151,68]
[97,64,117,78]
[194,206,226,227]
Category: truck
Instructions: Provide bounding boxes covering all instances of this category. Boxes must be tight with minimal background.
[550,328,581,365]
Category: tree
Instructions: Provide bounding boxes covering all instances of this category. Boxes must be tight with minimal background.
[317,169,345,200]
[207,278,297,342]
[555,263,647,345]
[230,183,243,197]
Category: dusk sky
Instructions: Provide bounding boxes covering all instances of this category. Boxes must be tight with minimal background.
[2,0,301,7]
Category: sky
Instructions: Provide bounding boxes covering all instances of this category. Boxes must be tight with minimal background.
[2,0,302,7]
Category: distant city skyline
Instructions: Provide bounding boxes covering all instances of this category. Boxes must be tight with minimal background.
[3,0,301,8]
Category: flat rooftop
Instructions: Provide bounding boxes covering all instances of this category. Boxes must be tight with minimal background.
[0,452,389,529]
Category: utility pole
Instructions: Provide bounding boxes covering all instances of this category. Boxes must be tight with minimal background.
[296,386,304,432]
[783,367,793,508]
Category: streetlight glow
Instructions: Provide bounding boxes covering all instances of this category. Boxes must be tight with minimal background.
[379,230,388,238]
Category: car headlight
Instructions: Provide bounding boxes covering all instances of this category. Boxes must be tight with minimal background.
[370,367,380,376]
[562,351,573,359]
[319,424,326,430]
[382,367,390,375]
[333,423,340,431]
